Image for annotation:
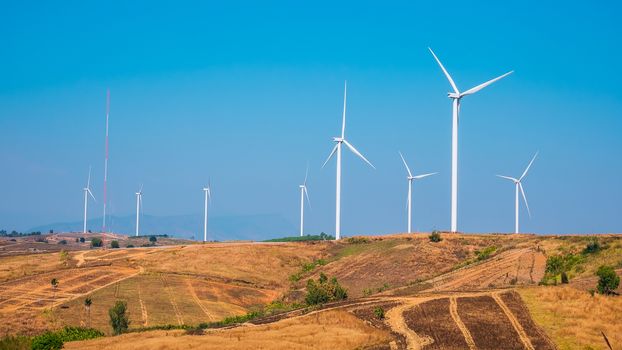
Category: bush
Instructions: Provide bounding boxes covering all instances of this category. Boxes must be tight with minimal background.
[596,265,620,295]
[373,307,385,319]
[79,237,85,243]
[429,231,442,243]
[109,301,130,335]
[58,240,67,245]
[475,246,496,261]
[149,236,157,243]
[126,244,135,248]
[583,239,601,254]
[346,237,370,244]
[91,237,103,247]
[30,332,63,350]
[305,273,347,306]
[110,240,120,249]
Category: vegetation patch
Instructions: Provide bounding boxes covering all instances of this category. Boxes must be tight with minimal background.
[305,273,347,306]
[263,232,334,242]
[428,231,442,243]
[596,265,620,295]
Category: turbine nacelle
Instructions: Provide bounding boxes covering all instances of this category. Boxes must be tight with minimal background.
[448,92,460,99]
[332,137,344,143]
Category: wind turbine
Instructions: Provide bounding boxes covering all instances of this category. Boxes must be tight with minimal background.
[82,166,96,234]
[399,152,437,233]
[299,166,310,237]
[135,185,143,237]
[203,183,211,242]
[496,152,538,234]
[322,81,375,240]
[429,47,513,233]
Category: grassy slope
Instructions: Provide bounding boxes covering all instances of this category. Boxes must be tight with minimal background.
[519,235,622,350]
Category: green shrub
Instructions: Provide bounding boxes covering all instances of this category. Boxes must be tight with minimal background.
[79,237,85,243]
[30,332,63,350]
[596,265,620,295]
[583,239,601,254]
[90,237,103,248]
[373,307,385,319]
[58,240,67,245]
[346,237,370,244]
[149,236,157,243]
[55,326,104,342]
[110,240,120,249]
[475,246,496,261]
[305,273,347,306]
[428,231,442,243]
[109,300,130,335]
[362,288,373,296]
[126,244,135,248]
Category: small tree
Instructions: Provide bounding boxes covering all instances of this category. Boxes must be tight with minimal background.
[596,265,620,295]
[51,278,59,299]
[373,307,385,319]
[91,237,103,248]
[84,297,92,327]
[110,240,120,249]
[429,231,442,243]
[149,236,157,244]
[79,237,86,243]
[109,300,130,335]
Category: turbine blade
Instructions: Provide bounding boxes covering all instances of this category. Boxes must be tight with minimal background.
[87,188,96,202]
[519,183,531,218]
[341,81,347,138]
[304,163,309,185]
[87,166,92,188]
[343,139,375,169]
[496,175,518,182]
[413,172,438,179]
[428,47,459,93]
[460,71,513,97]
[398,151,413,178]
[304,186,311,209]
[139,183,143,193]
[322,144,339,168]
[519,151,539,181]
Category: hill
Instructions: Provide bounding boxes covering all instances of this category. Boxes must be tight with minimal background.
[0,233,620,349]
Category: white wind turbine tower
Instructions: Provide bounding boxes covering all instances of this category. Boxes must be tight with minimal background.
[299,166,310,237]
[322,81,375,240]
[399,152,437,233]
[135,185,143,237]
[203,183,211,242]
[496,152,538,234]
[429,47,513,233]
[83,166,96,234]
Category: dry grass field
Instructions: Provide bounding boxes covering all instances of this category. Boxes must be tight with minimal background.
[64,309,391,350]
[1,232,620,349]
[520,285,622,350]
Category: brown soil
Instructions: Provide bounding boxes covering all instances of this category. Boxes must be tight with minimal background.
[457,295,525,350]
[403,298,469,350]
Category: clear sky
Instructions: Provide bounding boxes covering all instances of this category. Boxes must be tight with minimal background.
[1,1,621,235]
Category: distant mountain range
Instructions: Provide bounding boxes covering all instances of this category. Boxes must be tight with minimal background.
[28,213,297,241]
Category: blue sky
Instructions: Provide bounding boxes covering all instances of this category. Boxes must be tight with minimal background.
[1,1,621,235]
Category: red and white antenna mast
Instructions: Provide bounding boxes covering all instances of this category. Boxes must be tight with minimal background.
[102,89,110,232]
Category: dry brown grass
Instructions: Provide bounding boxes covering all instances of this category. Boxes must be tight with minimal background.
[519,285,622,350]
[0,252,67,282]
[134,243,326,289]
[64,309,391,350]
